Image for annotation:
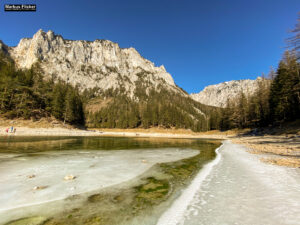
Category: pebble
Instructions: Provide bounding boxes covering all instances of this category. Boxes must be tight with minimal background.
[64,175,76,180]
[33,186,47,190]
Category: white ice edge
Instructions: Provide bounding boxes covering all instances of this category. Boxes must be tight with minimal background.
[156,141,224,225]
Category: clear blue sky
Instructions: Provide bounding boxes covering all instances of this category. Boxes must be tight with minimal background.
[0,0,299,93]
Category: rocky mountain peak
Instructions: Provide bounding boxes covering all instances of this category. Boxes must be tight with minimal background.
[190,78,263,107]
[7,29,176,94]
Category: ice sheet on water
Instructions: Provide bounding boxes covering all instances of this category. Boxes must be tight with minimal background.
[157,141,300,225]
[0,148,198,213]
[156,143,223,225]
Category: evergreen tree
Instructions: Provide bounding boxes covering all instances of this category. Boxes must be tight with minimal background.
[64,87,84,124]
[287,12,300,59]
[269,51,300,122]
[51,82,66,120]
[0,54,84,125]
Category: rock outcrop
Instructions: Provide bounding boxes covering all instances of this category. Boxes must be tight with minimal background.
[6,29,177,95]
[190,78,262,107]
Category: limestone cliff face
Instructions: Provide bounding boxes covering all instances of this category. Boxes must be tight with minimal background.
[7,30,176,95]
[190,78,262,107]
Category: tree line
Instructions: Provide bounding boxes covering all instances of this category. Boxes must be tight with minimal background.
[0,52,214,131]
[86,84,216,132]
[217,14,300,130]
[218,51,299,130]
[1,13,299,131]
[3,47,298,131]
[0,54,84,125]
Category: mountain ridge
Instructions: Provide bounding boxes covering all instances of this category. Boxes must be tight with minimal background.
[1,29,263,107]
[1,30,271,131]
[4,29,178,97]
[190,78,263,107]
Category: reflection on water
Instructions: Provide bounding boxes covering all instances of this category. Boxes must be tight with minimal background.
[0,136,221,225]
[0,136,220,153]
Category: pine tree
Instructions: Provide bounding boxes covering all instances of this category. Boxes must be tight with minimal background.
[269,51,300,122]
[287,12,300,59]
[51,82,66,120]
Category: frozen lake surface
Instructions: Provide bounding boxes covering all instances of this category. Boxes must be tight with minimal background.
[157,140,300,225]
[0,148,198,212]
[5,136,296,225]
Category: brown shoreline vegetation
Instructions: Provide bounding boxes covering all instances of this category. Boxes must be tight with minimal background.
[231,135,300,168]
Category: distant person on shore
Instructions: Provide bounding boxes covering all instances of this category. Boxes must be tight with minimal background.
[5,128,9,133]
[14,128,16,134]
[10,126,14,133]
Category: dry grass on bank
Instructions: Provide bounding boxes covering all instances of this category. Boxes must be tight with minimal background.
[260,157,300,168]
[232,136,300,168]
[232,136,300,156]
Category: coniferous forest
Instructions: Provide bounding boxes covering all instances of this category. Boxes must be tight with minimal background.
[0,52,215,131]
[216,15,300,131]
[218,40,300,130]
[218,51,299,130]
[85,86,218,131]
[0,15,299,132]
[0,54,84,125]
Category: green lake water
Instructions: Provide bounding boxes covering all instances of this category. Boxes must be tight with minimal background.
[0,136,221,225]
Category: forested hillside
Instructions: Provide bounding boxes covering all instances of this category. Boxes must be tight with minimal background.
[218,51,299,130]
[0,53,84,125]
[1,43,298,132]
[1,15,299,132]
[85,85,219,131]
[0,28,219,132]
[0,52,217,131]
